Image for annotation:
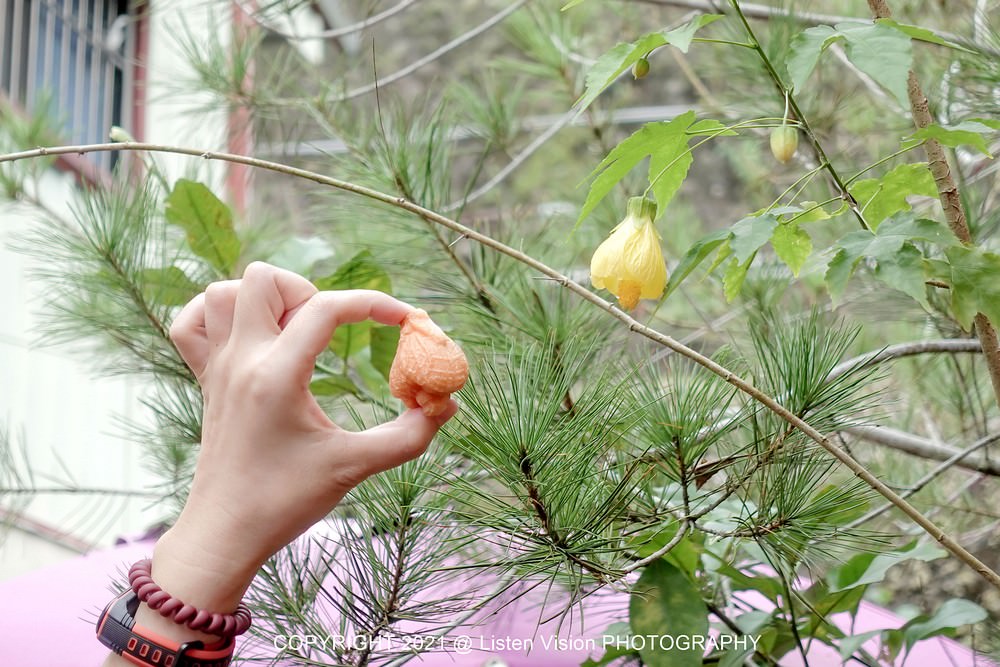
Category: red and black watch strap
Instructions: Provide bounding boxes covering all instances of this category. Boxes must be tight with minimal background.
[96,590,236,667]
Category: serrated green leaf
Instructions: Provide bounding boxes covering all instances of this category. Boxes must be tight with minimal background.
[370,325,400,381]
[971,117,1000,130]
[848,163,938,229]
[577,112,697,226]
[827,541,946,592]
[786,25,840,93]
[664,228,729,298]
[730,213,778,264]
[783,200,834,224]
[876,19,975,53]
[575,16,721,115]
[906,121,996,157]
[141,266,202,307]
[629,559,708,667]
[839,22,913,107]
[662,13,723,53]
[874,243,930,308]
[165,179,241,275]
[902,599,987,652]
[648,125,695,221]
[945,246,1000,329]
[723,256,752,302]
[771,222,812,276]
[310,374,360,397]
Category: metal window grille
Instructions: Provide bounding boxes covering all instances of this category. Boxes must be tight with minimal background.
[1,0,137,173]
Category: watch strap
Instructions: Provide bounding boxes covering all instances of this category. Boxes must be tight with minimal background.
[97,590,235,667]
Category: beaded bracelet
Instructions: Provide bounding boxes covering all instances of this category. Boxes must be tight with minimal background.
[128,558,252,639]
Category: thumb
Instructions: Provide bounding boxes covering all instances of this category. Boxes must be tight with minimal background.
[344,400,458,477]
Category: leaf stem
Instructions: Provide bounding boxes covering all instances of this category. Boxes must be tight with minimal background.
[728,0,871,231]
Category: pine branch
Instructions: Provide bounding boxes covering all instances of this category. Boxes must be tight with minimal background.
[243,0,421,41]
[867,0,1000,419]
[3,141,999,589]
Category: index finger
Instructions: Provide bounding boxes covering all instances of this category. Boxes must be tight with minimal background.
[276,290,414,375]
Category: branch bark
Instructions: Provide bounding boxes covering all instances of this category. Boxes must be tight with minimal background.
[3,141,1000,589]
[842,424,1000,476]
[826,338,982,382]
[867,0,1000,417]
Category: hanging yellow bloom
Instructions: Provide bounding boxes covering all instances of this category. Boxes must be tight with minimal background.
[590,196,667,310]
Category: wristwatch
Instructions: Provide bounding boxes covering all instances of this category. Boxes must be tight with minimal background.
[96,590,235,667]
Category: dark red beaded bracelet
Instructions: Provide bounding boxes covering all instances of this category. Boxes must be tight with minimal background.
[128,558,252,639]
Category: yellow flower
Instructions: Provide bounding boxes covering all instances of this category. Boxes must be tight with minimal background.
[590,196,667,310]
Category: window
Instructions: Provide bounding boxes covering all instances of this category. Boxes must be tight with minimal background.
[1,0,139,172]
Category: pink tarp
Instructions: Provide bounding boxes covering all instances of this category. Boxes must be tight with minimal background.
[0,531,987,666]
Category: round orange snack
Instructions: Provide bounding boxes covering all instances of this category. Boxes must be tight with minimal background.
[389,309,469,416]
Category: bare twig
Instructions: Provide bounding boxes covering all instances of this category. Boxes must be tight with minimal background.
[339,1,529,101]
[244,0,421,41]
[867,0,1000,417]
[848,432,1000,528]
[827,339,982,382]
[3,141,999,589]
[842,425,1000,476]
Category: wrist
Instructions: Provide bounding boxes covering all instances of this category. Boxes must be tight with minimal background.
[130,519,260,645]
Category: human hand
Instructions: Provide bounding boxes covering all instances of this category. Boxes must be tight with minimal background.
[120,262,456,654]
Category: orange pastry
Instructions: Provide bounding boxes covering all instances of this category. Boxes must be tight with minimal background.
[389,309,469,416]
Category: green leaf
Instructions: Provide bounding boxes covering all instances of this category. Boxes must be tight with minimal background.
[331,321,372,359]
[786,25,840,94]
[575,16,721,115]
[945,246,1000,329]
[687,119,738,137]
[664,228,729,298]
[629,559,708,667]
[723,256,752,302]
[165,179,241,275]
[141,266,202,307]
[771,222,812,276]
[309,374,360,397]
[905,121,997,157]
[838,630,884,662]
[580,623,636,667]
[848,163,938,229]
[839,23,913,107]
[315,251,393,359]
[314,250,392,293]
[876,19,975,53]
[874,242,930,308]
[783,200,835,224]
[730,213,778,264]
[787,23,913,106]
[577,112,697,226]
[370,325,400,381]
[827,541,946,592]
[266,235,336,274]
[902,599,987,651]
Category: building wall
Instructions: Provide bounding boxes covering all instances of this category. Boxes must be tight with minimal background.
[0,0,232,580]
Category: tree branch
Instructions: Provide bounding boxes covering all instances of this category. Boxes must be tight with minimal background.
[826,339,982,382]
[3,140,999,589]
[631,0,1000,58]
[867,0,1000,418]
[842,424,1000,476]
[848,431,1000,528]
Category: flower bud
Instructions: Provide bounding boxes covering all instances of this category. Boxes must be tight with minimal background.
[770,126,799,164]
[632,57,650,80]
